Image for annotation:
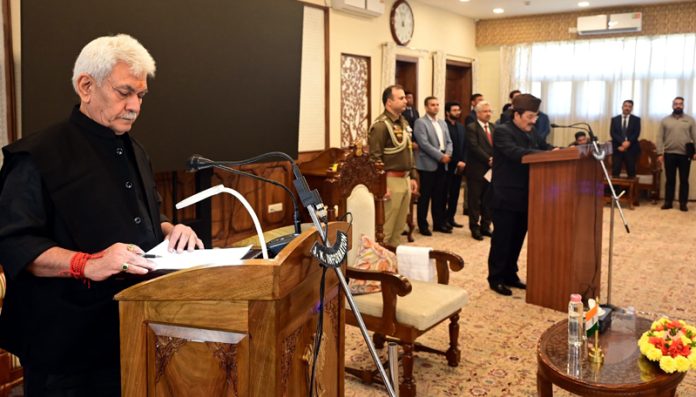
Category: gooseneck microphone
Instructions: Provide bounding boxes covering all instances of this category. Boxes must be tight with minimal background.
[186,154,303,237]
[550,122,598,142]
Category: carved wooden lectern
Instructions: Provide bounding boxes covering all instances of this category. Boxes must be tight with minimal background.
[522,147,603,312]
[116,222,349,396]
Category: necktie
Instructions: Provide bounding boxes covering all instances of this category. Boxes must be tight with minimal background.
[484,124,492,145]
[622,117,628,134]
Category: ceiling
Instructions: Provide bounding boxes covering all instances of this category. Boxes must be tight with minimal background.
[416,0,683,20]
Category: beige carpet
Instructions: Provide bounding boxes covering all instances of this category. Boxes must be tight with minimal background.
[344,201,696,396]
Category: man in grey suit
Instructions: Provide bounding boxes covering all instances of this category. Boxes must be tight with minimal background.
[414,96,453,235]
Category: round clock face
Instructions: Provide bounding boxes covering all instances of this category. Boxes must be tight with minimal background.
[391,0,414,46]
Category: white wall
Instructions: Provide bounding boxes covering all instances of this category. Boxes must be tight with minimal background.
[327,0,477,147]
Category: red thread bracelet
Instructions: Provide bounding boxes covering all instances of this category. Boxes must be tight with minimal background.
[69,251,105,285]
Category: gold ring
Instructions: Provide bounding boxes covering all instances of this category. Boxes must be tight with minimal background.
[122,263,129,272]
[127,244,135,252]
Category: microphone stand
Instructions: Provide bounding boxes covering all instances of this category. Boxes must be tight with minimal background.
[190,154,398,397]
[551,123,630,307]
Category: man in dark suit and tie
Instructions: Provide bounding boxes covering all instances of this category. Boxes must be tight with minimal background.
[465,101,494,241]
[486,94,555,296]
[414,96,453,235]
[404,91,420,130]
[610,99,641,178]
[464,93,484,126]
[444,101,467,229]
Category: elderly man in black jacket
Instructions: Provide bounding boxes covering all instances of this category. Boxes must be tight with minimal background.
[486,94,555,296]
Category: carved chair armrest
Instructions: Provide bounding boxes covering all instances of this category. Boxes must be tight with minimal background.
[345,267,412,329]
[430,250,464,285]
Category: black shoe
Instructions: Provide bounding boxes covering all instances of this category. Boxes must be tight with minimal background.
[448,220,464,228]
[433,226,453,234]
[490,283,512,296]
[661,203,673,210]
[419,228,432,236]
[505,280,527,289]
[471,230,483,240]
[680,203,688,212]
[480,228,493,237]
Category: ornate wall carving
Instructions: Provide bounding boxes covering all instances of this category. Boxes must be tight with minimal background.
[477,1,696,46]
[340,54,371,148]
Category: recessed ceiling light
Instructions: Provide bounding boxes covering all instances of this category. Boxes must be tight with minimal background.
[459,0,470,2]
[578,1,590,7]
[493,8,504,14]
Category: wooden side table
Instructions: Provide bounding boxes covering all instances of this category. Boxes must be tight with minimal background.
[537,317,686,396]
[605,177,639,209]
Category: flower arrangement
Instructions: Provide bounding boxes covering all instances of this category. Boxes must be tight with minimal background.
[638,317,696,373]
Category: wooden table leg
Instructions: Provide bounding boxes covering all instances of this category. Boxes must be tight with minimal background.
[537,369,552,397]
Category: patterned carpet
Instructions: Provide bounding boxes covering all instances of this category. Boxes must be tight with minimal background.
[344,200,696,396]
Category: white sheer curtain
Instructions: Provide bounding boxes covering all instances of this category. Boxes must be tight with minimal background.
[503,34,696,148]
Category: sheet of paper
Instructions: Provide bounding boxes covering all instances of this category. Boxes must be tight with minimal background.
[484,168,492,182]
[146,240,251,270]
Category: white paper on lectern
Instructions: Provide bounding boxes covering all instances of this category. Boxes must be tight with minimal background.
[146,239,251,270]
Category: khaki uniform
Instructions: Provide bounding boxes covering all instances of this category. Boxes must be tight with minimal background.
[368,110,416,246]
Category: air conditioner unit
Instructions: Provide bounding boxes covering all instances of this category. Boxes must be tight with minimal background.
[577,14,608,35]
[332,0,385,18]
[608,12,642,33]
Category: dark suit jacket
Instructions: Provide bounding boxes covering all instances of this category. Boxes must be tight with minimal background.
[610,114,641,155]
[446,120,467,172]
[465,120,494,180]
[404,107,420,129]
[464,110,477,126]
[488,121,553,213]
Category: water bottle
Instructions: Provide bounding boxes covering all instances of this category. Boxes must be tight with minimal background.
[568,294,583,347]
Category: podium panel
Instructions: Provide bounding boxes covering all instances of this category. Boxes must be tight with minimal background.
[523,147,603,312]
[116,222,348,396]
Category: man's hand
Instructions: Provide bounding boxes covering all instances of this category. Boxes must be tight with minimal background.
[85,243,154,281]
[441,154,452,164]
[622,141,631,149]
[412,142,419,151]
[617,146,626,152]
[456,161,466,173]
[385,188,392,200]
[410,178,418,194]
[488,157,493,167]
[162,222,204,253]
[657,155,664,166]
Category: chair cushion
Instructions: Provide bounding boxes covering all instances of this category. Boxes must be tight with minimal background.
[348,235,398,295]
[346,184,376,265]
[637,174,653,185]
[349,280,468,331]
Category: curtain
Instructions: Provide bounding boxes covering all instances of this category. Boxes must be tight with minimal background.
[432,51,446,115]
[0,2,8,162]
[380,42,396,90]
[505,34,696,149]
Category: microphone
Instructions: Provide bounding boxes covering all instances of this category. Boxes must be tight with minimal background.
[185,154,303,250]
[551,122,597,142]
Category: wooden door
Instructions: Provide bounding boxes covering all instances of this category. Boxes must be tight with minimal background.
[395,59,418,106]
[445,61,472,119]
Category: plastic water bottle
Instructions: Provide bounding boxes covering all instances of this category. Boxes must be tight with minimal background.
[568,294,583,347]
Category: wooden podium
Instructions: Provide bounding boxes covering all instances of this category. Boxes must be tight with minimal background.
[116,222,349,397]
[522,146,603,312]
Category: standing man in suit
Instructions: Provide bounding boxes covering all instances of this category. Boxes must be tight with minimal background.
[444,101,467,229]
[486,94,555,296]
[404,91,420,130]
[466,101,494,241]
[368,85,419,245]
[657,96,696,211]
[610,100,641,178]
[414,96,452,235]
[464,93,484,126]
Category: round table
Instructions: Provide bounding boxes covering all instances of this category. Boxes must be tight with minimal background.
[537,317,686,396]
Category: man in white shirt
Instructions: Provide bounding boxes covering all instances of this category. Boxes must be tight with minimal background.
[414,96,452,235]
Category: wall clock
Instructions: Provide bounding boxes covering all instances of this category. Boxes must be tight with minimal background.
[390,0,414,46]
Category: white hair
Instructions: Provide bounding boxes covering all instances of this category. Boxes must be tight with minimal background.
[72,34,156,93]
[475,100,491,113]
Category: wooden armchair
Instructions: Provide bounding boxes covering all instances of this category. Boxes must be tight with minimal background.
[322,145,467,397]
[635,139,661,203]
[0,270,23,397]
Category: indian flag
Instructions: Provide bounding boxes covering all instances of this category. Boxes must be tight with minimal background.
[585,299,599,337]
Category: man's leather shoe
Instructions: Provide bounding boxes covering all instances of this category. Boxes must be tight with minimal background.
[480,228,493,237]
[661,203,673,210]
[433,226,452,234]
[448,220,464,228]
[505,280,527,289]
[419,228,432,236]
[680,203,688,212]
[490,283,512,296]
[471,230,483,240]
